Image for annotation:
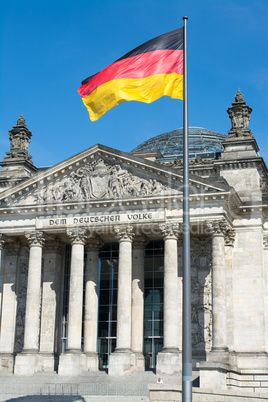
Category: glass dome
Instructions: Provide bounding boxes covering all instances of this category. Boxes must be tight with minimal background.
[131,127,227,162]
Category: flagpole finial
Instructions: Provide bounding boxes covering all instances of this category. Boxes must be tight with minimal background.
[182,16,188,20]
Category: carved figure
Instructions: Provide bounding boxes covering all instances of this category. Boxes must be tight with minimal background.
[32,158,178,204]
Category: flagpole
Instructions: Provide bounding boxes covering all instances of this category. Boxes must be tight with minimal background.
[182,16,192,402]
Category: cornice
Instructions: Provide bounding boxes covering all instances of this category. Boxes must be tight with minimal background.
[214,156,267,173]
[0,191,238,217]
[0,144,232,203]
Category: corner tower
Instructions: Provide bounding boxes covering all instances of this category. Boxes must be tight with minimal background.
[0,114,38,192]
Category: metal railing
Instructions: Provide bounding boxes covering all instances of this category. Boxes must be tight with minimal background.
[0,383,148,396]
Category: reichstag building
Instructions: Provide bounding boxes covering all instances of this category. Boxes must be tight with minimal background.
[0,90,267,392]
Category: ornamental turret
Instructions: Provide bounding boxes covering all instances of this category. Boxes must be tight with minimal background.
[0,115,37,192]
[227,89,254,139]
[5,113,34,162]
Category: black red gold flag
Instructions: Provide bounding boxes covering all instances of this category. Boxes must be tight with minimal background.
[78,27,184,121]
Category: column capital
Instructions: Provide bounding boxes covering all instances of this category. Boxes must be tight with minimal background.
[114,225,134,242]
[25,231,46,247]
[206,219,231,237]
[132,236,149,250]
[159,222,181,240]
[67,228,87,245]
[0,234,7,250]
[86,235,104,251]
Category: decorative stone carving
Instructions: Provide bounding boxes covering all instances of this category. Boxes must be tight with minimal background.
[206,219,235,246]
[0,234,7,249]
[190,237,212,352]
[224,229,236,247]
[263,234,268,250]
[34,158,177,204]
[206,219,230,236]
[14,248,29,353]
[159,222,181,240]
[260,173,268,193]
[227,89,254,138]
[114,225,134,242]
[67,228,87,245]
[25,231,46,247]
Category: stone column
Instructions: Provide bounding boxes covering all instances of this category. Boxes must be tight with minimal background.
[14,231,45,375]
[131,236,148,371]
[39,239,64,371]
[84,236,103,371]
[58,228,87,375]
[157,222,181,375]
[206,219,231,362]
[198,220,234,389]
[108,225,134,376]
[0,238,20,372]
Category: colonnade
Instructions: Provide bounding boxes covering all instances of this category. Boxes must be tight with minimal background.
[0,218,234,376]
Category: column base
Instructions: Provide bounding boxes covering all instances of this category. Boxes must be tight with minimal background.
[37,353,57,372]
[108,350,136,376]
[58,352,87,376]
[14,352,39,376]
[85,352,99,371]
[0,353,14,372]
[156,349,181,375]
[132,352,145,372]
[207,347,230,364]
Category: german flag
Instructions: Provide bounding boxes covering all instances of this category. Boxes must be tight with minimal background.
[78,27,184,121]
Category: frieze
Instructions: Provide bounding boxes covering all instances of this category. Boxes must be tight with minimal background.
[37,211,164,229]
[34,158,178,204]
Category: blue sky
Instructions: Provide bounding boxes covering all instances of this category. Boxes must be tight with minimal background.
[0,0,267,167]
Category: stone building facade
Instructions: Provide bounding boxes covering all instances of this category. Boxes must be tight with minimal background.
[0,91,267,392]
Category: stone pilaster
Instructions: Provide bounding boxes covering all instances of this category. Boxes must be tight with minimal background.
[0,238,20,372]
[39,239,64,372]
[14,231,45,375]
[157,222,182,375]
[224,227,235,361]
[205,219,231,362]
[108,225,135,376]
[58,228,87,375]
[131,236,148,371]
[84,236,103,371]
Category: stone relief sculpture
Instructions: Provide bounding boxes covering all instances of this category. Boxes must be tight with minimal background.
[35,158,178,203]
[14,249,29,353]
[190,237,212,353]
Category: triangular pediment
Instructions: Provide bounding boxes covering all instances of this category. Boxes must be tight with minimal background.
[0,144,232,209]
